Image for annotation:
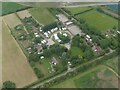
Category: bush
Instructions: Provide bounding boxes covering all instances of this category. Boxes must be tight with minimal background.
[42,22,57,32]
[3,81,16,89]
[104,48,110,53]
[34,68,44,78]
[57,33,70,44]
[29,54,40,62]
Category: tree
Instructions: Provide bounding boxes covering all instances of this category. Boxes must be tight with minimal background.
[34,68,44,78]
[3,81,16,88]
[113,26,117,30]
[42,22,57,32]
[72,34,80,47]
[29,54,40,62]
[79,18,86,24]
[42,44,47,49]
[83,49,94,60]
[110,38,118,49]
[100,38,111,49]
[34,37,41,44]
[57,33,70,44]
[97,8,103,12]
[92,36,100,45]
[43,49,51,57]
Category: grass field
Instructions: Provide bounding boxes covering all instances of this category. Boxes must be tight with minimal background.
[104,57,118,75]
[70,46,83,57]
[1,2,27,16]
[74,65,118,88]
[2,22,37,87]
[52,57,118,88]
[65,7,92,15]
[76,10,118,32]
[29,8,55,25]
[35,58,52,76]
[52,66,101,88]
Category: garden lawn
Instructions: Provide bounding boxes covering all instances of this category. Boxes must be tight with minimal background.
[29,8,55,25]
[70,46,83,57]
[1,2,27,16]
[35,58,52,76]
[41,58,52,73]
[76,10,118,32]
[65,7,92,15]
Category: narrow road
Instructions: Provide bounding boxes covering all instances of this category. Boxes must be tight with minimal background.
[27,8,117,88]
[29,51,113,88]
[105,65,120,79]
[102,8,119,19]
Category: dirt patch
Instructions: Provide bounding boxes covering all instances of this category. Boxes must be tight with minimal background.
[17,10,31,19]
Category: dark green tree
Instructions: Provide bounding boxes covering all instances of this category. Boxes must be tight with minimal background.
[29,54,40,62]
[100,38,111,49]
[3,81,16,88]
[83,49,94,60]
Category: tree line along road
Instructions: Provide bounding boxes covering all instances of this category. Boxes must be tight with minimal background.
[25,50,117,88]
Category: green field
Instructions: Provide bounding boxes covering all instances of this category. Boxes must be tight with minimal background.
[70,46,83,57]
[1,2,27,16]
[104,57,118,74]
[41,58,52,74]
[65,7,92,15]
[35,58,52,76]
[52,66,101,88]
[74,67,117,88]
[29,8,55,25]
[52,57,118,88]
[76,10,118,32]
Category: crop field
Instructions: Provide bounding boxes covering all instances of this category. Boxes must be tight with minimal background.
[74,66,118,88]
[2,22,37,87]
[1,2,27,16]
[52,57,118,88]
[3,13,22,28]
[29,8,55,25]
[65,7,92,16]
[75,10,118,32]
[3,13,31,53]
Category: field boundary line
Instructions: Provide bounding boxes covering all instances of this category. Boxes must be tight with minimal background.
[104,65,120,79]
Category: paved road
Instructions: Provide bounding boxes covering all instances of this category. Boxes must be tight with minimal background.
[65,2,118,8]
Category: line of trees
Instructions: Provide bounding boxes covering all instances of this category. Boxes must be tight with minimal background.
[42,22,57,32]
[43,44,67,58]
[97,7,119,20]
[39,51,118,88]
